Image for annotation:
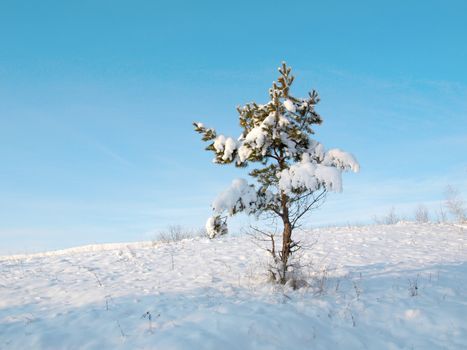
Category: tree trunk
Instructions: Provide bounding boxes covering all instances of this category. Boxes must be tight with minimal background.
[280,192,292,284]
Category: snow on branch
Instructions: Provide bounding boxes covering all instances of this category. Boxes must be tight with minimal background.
[205,215,228,238]
[206,178,276,238]
[212,178,273,215]
[278,152,359,194]
[323,149,360,172]
[212,135,239,162]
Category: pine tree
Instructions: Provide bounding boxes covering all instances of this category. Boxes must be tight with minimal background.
[194,62,359,284]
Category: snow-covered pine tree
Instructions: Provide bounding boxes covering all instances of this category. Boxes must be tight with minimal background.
[194,62,359,284]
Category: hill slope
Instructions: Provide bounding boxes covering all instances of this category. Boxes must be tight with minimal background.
[1,223,466,349]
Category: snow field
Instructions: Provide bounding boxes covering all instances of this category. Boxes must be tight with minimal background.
[0,223,466,349]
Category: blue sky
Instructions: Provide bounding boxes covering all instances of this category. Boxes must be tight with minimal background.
[1,0,466,253]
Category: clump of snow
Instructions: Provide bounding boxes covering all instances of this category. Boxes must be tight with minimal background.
[283,99,296,113]
[237,125,270,162]
[212,178,260,215]
[213,134,226,152]
[278,153,348,193]
[222,137,238,161]
[323,148,360,172]
[308,140,325,160]
[205,215,228,238]
[213,135,238,162]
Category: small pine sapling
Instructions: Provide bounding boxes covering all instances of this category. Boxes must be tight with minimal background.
[194,62,359,284]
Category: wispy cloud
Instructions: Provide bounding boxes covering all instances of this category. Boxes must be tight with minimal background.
[92,141,133,167]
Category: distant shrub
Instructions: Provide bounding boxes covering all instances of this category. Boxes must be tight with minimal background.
[434,204,448,223]
[373,207,400,225]
[444,185,466,223]
[414,204,430,223]
[154,225,207,244]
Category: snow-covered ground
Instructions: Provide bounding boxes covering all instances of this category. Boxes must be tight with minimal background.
[1,223,466,349]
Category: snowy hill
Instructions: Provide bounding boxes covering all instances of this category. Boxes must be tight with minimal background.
[1,223,466,349]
